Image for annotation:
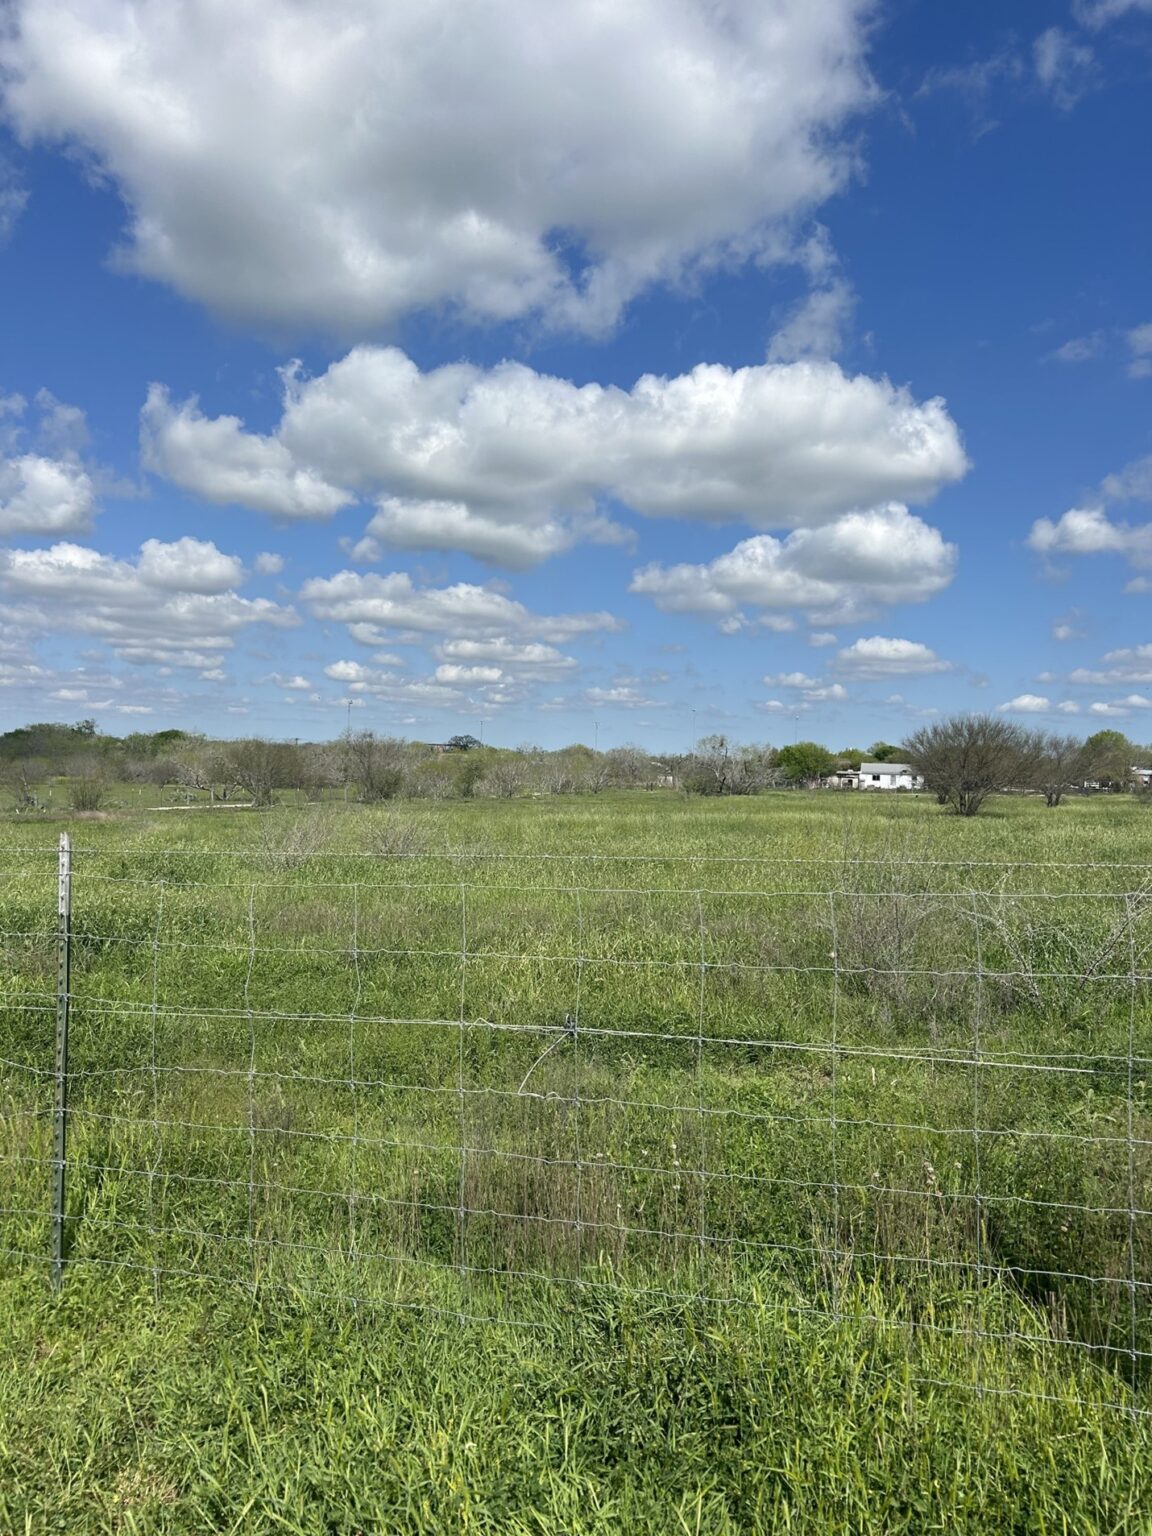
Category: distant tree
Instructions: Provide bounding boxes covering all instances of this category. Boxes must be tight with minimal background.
[0,757,46,811]
[541,745,597,795]
[683,735,735,795]
[453,751,489,798]
[776,741,835,786]
[482,753,530,798]
[603,743,654,790]
[1082,729,1134,791]
[221,739,300,807]
[446,734,483,752]
[836,748,865,770]
[342,731,409,801]
[868,741,902,762]
[903,714,1033,817]
[1029,731,1092,808]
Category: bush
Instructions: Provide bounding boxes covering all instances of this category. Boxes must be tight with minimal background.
[68,777,106,812]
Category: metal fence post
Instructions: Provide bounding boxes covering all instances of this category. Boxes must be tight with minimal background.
[51,831,72,1288]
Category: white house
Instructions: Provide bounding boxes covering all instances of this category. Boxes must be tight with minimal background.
[856,761,923,790]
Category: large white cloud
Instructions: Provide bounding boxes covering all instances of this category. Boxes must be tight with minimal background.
[0,538,295,668]
[143,346,967,567]
[629,504,956,622]
[1,0,877,333]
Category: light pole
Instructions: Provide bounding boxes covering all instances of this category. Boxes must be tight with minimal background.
[594,719,599,753]
[479,718,486,745]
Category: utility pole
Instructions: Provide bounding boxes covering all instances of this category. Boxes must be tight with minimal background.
[594,719,599,753]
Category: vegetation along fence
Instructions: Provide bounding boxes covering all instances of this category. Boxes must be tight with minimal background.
[2,833,1150,1415]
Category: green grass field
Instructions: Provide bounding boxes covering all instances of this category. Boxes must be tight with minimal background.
[2,790,1151,1532]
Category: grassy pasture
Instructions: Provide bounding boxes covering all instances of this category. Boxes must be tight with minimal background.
[2,790,1152,1532]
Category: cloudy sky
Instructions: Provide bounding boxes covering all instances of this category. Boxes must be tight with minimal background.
[1,0,1151,748]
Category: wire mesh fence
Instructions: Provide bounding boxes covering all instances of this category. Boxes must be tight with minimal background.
[1,834,1149,1412]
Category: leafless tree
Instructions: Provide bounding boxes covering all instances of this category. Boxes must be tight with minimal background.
[903,714,1035,816]
[482,753,530,798]
[221,739,303,807]
[341,731,410,801]
[1028,731,1092,807]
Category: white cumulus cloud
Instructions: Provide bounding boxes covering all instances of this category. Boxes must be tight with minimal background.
[630,505,956,623]
[301,568,621,645]
[835,635,953,676]
[0,0,878,334]
[0,537,295,669]
[140,346,967,567]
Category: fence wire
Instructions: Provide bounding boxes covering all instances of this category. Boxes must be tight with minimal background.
[0,840,1149,1415]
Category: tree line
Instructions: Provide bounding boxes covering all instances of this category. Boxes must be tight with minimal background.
[0,716,1145,815]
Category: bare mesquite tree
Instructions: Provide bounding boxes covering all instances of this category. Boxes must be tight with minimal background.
[342,731,410,802]
[222,739,305,807]
[903,714,1035,816]
[1030,732,1094,808]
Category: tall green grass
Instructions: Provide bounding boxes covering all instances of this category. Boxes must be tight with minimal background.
[2,791,1151,1530]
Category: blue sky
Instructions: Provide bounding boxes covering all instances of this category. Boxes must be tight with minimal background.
[1,0,1151,752]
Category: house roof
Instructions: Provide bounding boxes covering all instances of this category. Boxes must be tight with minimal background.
[859,762,914,775]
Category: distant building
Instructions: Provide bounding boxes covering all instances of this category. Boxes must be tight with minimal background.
[856,761,922,790]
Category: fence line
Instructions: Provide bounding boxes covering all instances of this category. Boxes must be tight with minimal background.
[0,835,1149,1417]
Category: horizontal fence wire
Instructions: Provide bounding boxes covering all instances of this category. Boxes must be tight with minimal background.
[0,841,1150,1418]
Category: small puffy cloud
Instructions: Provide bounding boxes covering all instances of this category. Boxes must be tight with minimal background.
[802,682,848,702]
[266,673,311,691]
[140,346,967,566]
[764,671,820,688]
[254,551,284,575]
[0,390,102,537]
[630,505,956,624]
[1029,505,1152,566]
[997,694,1052,713]
[835,635,953,676]
[808,630,837,647]
[1,0,878,333]
[434,663,503,684]
[136,536,245,593]
[1033,28,1098,110]
[0,453,95,535]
